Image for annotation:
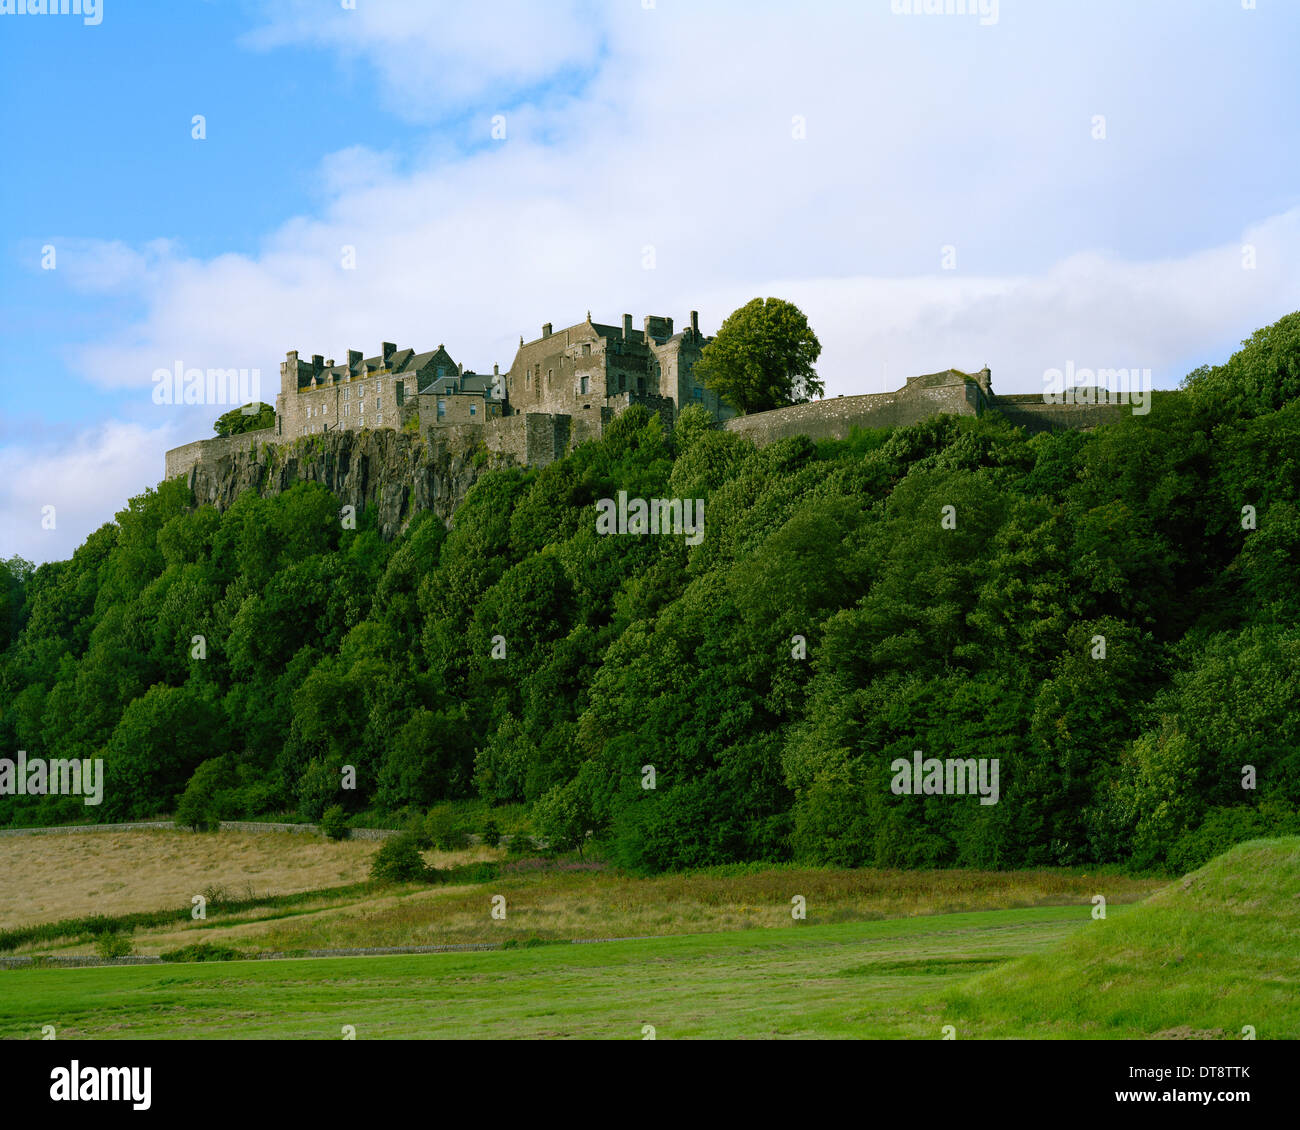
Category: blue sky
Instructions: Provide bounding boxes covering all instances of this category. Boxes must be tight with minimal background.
[3,0,1299,562]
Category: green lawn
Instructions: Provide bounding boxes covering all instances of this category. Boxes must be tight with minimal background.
[3,839,1295,1040]
[0,906,1093,1039]
[936,838,1300,1039]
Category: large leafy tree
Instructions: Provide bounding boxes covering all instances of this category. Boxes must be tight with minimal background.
[214,402,275,436]
[694,297,823,414]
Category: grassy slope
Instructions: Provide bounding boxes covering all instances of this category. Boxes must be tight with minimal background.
[935,838,1300,1039]
[7,852,1161,956]
[2,840,1293,1039]
[0,906,1096,1040]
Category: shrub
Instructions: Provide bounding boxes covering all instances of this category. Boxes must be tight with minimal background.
[175,757,232,832]
[1166,802,1300,874]
[481,817,501,848]
[505,830,535,857]
[319,804,350,841]
[94,933,134,960]
[425,804,470,851]
[160,942,245,963]
[370,833,431,883]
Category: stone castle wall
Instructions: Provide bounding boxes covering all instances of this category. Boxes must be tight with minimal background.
[164,427,278,483]
[723,381,978,446]
[163,376,1165,519]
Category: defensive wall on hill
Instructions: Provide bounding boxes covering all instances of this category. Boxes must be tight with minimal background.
[163,369,1158,485]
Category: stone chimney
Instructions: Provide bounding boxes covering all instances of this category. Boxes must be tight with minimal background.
[286,350,299,365]
[348,350,362,370]
[382,342,396,365]
[312,354,324,371]
[622,314,633,340]
[326,359,334,369]
[690,310,699,339]
[493,363,499,375]
[542,323,553,338]
[665,316,674,336]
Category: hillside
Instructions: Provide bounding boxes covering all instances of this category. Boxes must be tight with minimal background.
[936,837,1300,1038]
[2,313,1300,874]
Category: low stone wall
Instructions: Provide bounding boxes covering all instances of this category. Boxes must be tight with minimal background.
[724,383,976,446]
[989,394,1132,433]
[164,428,277,482]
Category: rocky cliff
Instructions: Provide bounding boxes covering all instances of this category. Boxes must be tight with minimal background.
[178,427,496,539]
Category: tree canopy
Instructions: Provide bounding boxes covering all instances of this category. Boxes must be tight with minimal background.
[214,402,275,436]
[3,313,1299,876]
[695,297,823,414]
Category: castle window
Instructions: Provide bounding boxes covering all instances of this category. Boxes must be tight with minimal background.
[378,415,383,426]
[395,381,404,407]
[582,343,591,356]
[344,387,349,400]
[437,398,447,420]
[526,372,532,390]
[580,375,589,394]
[344,404,349,417]
[360,399,365,413]
[470,403,477,417]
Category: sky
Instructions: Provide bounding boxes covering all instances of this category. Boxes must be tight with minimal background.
[2,0,1299,564]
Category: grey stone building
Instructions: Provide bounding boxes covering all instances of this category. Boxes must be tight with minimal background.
[275,342,504,439]
[503,311,734,422]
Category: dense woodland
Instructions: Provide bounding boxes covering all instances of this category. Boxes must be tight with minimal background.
[3,313,1299,874]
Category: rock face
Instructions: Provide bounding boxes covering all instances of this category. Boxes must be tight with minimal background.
[182,427,496,539]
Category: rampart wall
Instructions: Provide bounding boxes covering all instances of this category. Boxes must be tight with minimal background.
[164,427,277,482]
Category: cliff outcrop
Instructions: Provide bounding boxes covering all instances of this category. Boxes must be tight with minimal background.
[177,427,494,539]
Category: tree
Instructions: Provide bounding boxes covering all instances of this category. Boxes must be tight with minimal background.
[1181,311,1300,419]
[694,298,823,415]
[214,403,274,437]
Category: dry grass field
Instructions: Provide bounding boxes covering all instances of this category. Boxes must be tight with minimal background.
[0,829,385,928]
[0,826,1165,957]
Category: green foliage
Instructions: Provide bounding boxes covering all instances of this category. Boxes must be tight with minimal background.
[94,932,134,959]
[319,804,350,840]
[369,833,432,883]
[694,297,823,414]
[424,804,470,850]
[175,756,235,831]
[5,312,1300,874]
[1182,312,1300,419]
[213,403,275,437]
[159,942,246,963]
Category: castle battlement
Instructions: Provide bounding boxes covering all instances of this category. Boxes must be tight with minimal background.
[164,315,1146,484]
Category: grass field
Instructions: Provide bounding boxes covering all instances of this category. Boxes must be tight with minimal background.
[0,906,1102,1039]
[3,835,1293,1039]
[0,829,381,928]
[0,827,1161,956]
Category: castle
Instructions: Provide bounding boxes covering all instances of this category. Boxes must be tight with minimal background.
[164,309,1146,483]
[271,309,731,447]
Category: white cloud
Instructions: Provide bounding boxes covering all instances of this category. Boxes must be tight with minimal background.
[0,421,186,566]
[240,0,600,119]
[21,1,1300,562]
